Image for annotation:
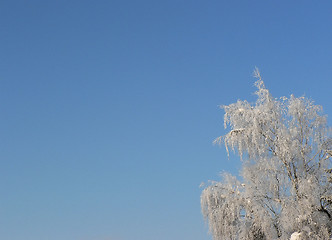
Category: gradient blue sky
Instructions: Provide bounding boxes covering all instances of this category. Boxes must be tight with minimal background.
[0,1,331,240]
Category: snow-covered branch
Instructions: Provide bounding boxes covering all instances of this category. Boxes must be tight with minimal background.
[202,70,332,240]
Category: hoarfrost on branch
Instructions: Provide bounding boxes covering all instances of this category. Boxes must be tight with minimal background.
[201,69,332,240]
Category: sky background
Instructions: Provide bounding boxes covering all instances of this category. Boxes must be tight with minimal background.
[0,1,332,240]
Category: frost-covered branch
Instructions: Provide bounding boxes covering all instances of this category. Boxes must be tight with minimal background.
[202,69,332,240]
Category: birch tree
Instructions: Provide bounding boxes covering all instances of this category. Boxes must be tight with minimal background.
[201,69,332,240]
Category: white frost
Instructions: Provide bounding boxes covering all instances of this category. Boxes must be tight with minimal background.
[201,70,332,240]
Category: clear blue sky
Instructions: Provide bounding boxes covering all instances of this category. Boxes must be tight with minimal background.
[0,1,331,240]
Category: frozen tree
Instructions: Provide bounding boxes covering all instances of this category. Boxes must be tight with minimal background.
[201,69,332,240]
